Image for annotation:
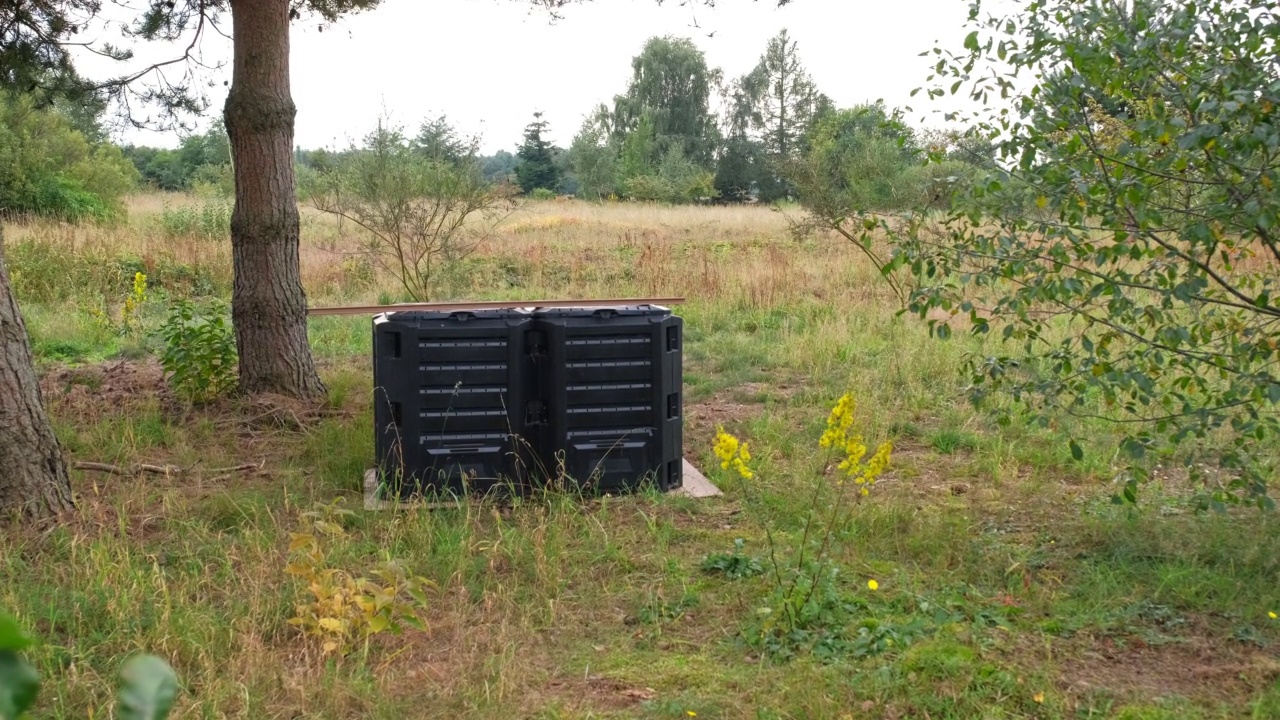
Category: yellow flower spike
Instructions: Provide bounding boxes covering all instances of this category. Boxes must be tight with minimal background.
[867,579,879,591]
[712,427,754,480]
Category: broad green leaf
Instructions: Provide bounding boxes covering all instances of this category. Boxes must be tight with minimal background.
[117,655,179,720]
[0,651,40,720]
[964,30,980,51]
[0,614,31,652]
[1069,439,1084,462]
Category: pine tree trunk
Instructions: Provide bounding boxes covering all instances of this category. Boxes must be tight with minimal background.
[224,0,325,399]
[0,227,74,520]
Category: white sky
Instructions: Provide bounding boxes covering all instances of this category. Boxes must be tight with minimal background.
[95,0,977,154]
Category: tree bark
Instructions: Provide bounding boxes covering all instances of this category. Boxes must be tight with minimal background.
[0,227,74,520]
[224,0,326,399]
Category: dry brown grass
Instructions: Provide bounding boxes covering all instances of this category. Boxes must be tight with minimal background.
[5,193,1279,719]
[5,193,898,313]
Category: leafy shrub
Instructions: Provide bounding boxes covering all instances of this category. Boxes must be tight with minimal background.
[158,299,237,403]
[189,162,234,198]
[898,0,1280,508]
[311,118,516,301]
[0,91,138,221]
[623,174,673,203]
[286,502,432,656]
[621,150,717,203]
[29,174,113,222]
[529,187,557,201]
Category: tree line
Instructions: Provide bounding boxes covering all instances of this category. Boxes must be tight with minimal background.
[514,30,992,205]
[114,30,995,210]
[5,28,993,221]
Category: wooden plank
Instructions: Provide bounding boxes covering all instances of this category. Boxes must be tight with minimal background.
[675,458,723,498]
[363,469,464,511]
[310,297,685,317]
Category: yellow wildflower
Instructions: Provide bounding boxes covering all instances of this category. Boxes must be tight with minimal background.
[1270,611,1277,620]
[819,393,856,449]
[712,427,754,481]
[1033,692,1045,704]
[712,428,739,470]
[867,579,879,591]
[121,272,148,334]
[821,393,893,494]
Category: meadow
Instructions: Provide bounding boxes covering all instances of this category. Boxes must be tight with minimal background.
[1,194,1278,719]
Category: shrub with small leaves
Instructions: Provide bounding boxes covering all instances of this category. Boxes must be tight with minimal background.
[286,502,433,656]
[158,299,237,403]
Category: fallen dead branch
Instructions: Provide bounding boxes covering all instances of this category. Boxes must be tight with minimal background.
[73,461,262,478]
[72,462,181,476]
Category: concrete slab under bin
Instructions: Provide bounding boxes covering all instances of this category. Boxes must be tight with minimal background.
[362,459,721,511]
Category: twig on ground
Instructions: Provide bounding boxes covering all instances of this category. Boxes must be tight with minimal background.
[72,462,181,476]
[72,461,263,478]
[204,463,262,474]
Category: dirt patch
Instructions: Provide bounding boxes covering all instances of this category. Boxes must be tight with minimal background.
[1056,634,1280,705]
[542,675,659,712]
[733,380,802,404]
[41,358,171,413]
[685,397,754,447]
[684,381,787,458]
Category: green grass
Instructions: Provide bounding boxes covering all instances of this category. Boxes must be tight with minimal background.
[4,199,1279,718]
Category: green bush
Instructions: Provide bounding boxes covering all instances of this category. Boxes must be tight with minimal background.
[30,174,113,222]
[0,91,138,221]
[620,148,717,203]
[529,187,557,201]
[158,299,238,403]
[622,174,672,202]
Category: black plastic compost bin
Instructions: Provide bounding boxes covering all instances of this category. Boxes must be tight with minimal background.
[372,309,537,499]
[536,306,684,495]
[372,305,683,498]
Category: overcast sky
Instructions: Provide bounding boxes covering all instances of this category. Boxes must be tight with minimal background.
[100,0,977,154]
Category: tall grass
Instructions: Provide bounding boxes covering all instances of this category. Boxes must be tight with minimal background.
[2,194,1277,719]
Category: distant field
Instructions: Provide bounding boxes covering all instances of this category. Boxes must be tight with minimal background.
[1,194,1277,719]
